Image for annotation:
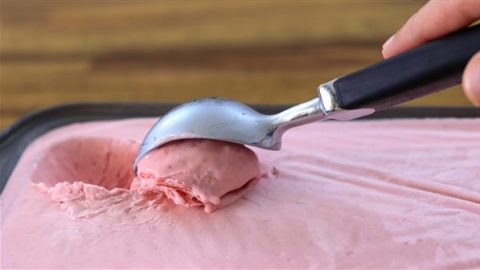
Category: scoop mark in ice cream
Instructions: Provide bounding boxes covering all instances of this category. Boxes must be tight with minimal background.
[32,136,265,216]
[32,136,137,189]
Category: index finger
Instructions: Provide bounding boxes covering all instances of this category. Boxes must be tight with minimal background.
[382,0,480,58]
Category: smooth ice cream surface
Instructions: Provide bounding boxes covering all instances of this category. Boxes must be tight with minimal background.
[2,118,480,269]
[133,139,262,213]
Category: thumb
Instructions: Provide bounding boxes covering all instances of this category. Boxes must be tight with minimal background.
[463,51,480,106]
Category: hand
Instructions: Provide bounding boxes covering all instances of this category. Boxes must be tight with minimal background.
[382,0,480,106]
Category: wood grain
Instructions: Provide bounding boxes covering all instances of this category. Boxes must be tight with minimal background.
[0,0,471,129]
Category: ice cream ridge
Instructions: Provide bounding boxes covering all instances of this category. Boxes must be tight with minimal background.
[132,139,262,213]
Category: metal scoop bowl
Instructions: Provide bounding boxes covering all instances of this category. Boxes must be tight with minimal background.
[134,84,374,168]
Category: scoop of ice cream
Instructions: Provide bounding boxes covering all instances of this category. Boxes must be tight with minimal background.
[131,139,262,213]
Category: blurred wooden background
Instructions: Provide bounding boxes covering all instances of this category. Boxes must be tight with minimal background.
[0,0,472,129]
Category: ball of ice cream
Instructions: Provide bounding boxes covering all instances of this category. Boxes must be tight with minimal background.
[131,139,262,213]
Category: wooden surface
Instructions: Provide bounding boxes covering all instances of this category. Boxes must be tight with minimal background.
[0,0,472,129]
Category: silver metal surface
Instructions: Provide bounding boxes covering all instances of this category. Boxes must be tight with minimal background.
[317,79,375,120]
[134,80,375,169]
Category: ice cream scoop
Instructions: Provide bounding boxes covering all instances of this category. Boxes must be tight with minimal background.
[135,25,480,167]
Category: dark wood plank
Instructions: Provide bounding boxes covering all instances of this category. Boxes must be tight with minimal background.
[0,0,470,129]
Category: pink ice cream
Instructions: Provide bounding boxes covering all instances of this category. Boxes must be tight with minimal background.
[2,118,480,269]
[132,139,262,213]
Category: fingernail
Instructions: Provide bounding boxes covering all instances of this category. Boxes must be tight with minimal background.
[382,34,395,50]
[464,62,480,105]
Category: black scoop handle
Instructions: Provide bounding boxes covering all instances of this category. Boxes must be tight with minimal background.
[333,24,480,110]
